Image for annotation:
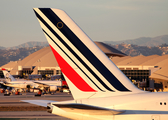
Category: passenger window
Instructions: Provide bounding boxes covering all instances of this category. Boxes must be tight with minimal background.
[160,102,162,105]
[164,102,166,105]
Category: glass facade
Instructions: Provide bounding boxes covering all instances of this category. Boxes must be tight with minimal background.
[56,70,61,75]
[121,70,150,82]
[38,70,54,76]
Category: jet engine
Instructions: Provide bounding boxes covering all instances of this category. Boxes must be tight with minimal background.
[49,85,57,92]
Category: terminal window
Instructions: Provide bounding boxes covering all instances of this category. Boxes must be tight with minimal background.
[121,70,149,82]
[38,70,54,75]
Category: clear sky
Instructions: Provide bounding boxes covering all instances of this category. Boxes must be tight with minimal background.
[0,0,168,47]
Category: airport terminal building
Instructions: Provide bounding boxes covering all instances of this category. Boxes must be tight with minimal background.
[1,42,168,91]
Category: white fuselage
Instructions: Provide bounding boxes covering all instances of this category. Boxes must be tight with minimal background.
[35,80,62,87]
[4,80,62,89]
[4,80,35,89]
[50,92,168,120]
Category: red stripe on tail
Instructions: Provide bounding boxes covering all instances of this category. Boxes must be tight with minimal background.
[50,45,96,92]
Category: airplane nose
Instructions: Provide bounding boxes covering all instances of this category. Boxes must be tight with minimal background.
[47,103,53,113]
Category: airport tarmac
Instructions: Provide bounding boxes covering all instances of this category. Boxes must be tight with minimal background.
[0,92,72,119]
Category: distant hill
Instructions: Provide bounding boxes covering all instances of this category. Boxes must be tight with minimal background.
[0,46,45,67]
[0,34,168,66]
[0,46,6,49]
[108,43,168,56]
[0,35,167,49]
[104,35,168,47]
[7,41,49,49]
[1,41,168,67]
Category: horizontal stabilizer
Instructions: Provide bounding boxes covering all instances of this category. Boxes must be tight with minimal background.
[21,100,56,107]
[53,103,125,115]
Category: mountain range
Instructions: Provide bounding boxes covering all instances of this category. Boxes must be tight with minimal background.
[7,41,49,49]
[0,35,168,67]
[104,35,168,47]
[0,35,167,49]
[0,46,6,49]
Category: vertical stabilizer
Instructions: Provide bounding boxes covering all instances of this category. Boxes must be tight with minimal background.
[33,8,144,100]
[2,68,16,82]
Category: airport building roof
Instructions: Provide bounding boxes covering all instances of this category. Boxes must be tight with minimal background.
[1,42,168,82]
[111,54,168,81]
[94,42,127,57]
[1,42,126,74]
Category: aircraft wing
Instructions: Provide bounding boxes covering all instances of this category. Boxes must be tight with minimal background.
[23,100,125,115]
[53,103,125,115]
[21,100,57,107]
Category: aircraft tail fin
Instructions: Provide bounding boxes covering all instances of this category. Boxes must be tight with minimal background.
[33,8,143,100]
[2,68,16,82]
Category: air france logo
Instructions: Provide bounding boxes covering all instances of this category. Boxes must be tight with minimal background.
[57,22,63,29]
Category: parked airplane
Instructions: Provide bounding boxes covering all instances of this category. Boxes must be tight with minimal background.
[2,68,37,89]
[2,68,63,92]
[23,8,168,120]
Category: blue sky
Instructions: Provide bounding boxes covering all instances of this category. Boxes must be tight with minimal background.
[0,0,168,47]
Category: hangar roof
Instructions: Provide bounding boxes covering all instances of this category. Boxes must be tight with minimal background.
[111,54,168,80]
[142,55,168,66]
[1,42,168,81]
[1,61,18,71]
[111,56,131,64]
[1,42,126,72]
[94,42,127,57]
[115,55,145,65]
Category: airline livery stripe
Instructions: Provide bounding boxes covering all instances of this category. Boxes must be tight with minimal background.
[34,10,105,91]
[43,29,103,91]
[49,45,96,92]
[37,8,130,91]
[34,9,114,92]
[37,13,97,92]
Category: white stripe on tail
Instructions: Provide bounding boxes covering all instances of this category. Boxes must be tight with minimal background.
[33,8,144,100]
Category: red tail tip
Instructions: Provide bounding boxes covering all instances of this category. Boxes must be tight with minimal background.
[1,68,6,70]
